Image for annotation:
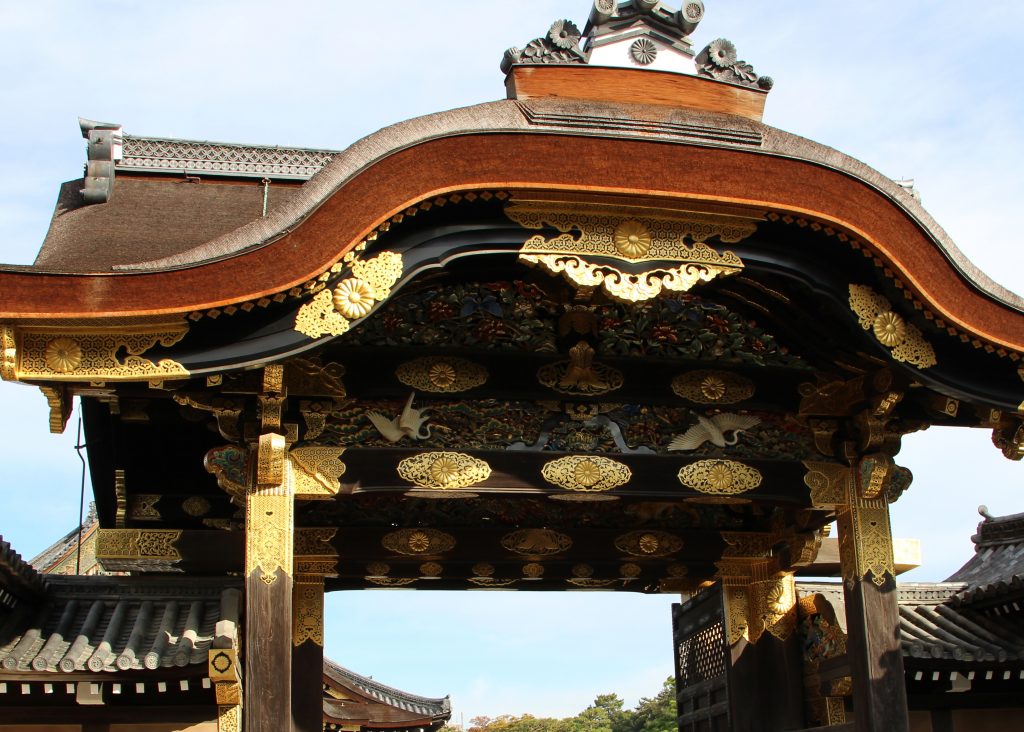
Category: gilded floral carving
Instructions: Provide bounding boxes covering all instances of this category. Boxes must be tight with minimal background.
[381,528,456,556]
[397,452,491,491]
[671,370,755,405]
[507,202,751,303]
[395,356,489,393]
[295,251,404,339]
[848,284,936,369]
[677,459,762,498]
[501,528,572,557]
[614,530,683,557]
[541,455,631,493]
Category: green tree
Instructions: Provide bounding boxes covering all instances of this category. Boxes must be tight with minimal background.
[631,677,677,732]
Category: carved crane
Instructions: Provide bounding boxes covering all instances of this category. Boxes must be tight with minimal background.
[366,393,432,442]
[668,413,760,451]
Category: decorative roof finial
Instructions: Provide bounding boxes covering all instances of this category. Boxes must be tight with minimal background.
[500,19,586,74]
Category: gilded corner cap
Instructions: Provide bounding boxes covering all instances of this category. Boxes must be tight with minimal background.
[848,284,936,369]
[295,251,404,339]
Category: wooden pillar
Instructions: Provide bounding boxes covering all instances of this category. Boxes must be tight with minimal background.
[245,365,294,732]
[719,557,803,731]
[292,530,338,732]
[837,484,909,732]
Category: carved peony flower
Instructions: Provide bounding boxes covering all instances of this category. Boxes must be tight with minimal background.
[707,38,737,68]
[639,533,661,554]
[44,337,82,373]
[407,531,431,552]
[365,561,390,577]
[666,563,688,578]
[872,311,906,346]
[428,362,457,389]
[333,278,376,319]
[707,463,735,492]
[574,459,603,488]
[548,19,581,49]
[613,220,652,259]
[630,38,658,65]
[428,456,462,487]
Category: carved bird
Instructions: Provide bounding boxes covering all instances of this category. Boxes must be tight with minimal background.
[366,393,432,442]
[668,413,760,451]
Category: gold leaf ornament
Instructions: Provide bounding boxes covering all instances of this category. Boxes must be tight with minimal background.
[678,459,762,497]
[848,284,936,369]
[333,278,376,319]
[44,338,82,373]
[395,356,489,393]
[613,220,652,259]
[295,251,404,339]
[397,452,491,491]
[541,455,632,493]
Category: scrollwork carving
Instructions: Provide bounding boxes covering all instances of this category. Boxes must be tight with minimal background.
[802,461,851,508]
[507,202,749,303]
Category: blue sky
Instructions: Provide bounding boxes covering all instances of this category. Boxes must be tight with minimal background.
[0,0,1022,721]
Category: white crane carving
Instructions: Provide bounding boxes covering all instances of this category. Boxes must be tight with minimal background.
[668,413,760,451]
[366,393,432,442]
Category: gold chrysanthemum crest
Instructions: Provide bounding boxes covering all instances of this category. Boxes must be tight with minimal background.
[15,328,189,382]
[678,459,762,497]
[295,251,404,339]
[671,370,755,405]
[395,356,489,393]
[397,452,491,490]
[541,455,631,493]
[614,530,683,557]
[381,528,456,556]
[848,284,936,369]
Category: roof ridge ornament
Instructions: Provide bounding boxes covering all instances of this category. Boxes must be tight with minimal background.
[79,117,123,205]
[696,38,774,90]
[501,19,587,74]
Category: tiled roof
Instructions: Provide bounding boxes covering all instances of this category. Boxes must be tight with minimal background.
[897,583,1024,664]
[799,582,1024,667]
[946,510,1024,605]
[323,658,451,720]
[0,537,45,601]
[0,576,240,673]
